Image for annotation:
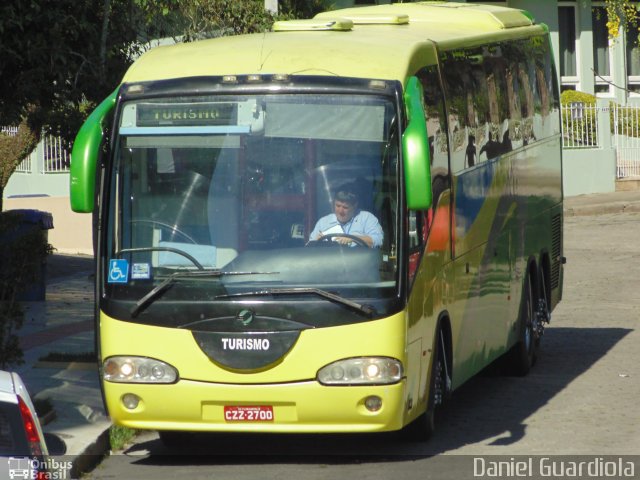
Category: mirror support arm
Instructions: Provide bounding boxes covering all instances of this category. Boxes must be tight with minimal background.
[402,76,432,210]
[70,88,119,213]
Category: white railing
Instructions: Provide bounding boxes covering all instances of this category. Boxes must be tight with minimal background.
[560,103,640,179]
[612,104,640,178]
[561,103,599,149]
[15,154,33,173]
[0,126,18,136]
[42,134,70,173]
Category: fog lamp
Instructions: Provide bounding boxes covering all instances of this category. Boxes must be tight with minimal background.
[364,396,383,412]
[122,393,140,410]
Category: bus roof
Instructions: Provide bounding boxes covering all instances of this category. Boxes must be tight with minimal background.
[121,2,543,87]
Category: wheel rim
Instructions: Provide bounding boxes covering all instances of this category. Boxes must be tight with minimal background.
[433,356,444,406]
[524,280,534,351]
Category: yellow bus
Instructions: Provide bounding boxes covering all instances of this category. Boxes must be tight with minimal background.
[70,2,563,443]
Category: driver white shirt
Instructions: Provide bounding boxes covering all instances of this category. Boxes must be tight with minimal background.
[309,210,383,248]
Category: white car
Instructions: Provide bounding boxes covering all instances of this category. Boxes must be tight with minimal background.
[0,371,49,478]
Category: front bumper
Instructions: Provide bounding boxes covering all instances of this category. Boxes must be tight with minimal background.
[106,378,406,433]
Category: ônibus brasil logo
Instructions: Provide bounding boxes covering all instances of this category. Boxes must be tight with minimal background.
[7,457,73,480]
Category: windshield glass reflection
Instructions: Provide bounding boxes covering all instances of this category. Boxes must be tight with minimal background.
[106,93,400,308]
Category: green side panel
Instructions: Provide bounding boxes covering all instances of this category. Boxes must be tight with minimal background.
[402,76,432,210]
[70,88,118,213]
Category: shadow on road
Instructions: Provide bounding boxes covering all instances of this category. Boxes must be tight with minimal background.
[118,326,631,465]
[47,253,94,280]
[45,433,67,455]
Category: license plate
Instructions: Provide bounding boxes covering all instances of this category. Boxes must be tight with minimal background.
[224,405,274,422]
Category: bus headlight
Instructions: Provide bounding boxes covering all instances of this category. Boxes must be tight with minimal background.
[103,356,178,384]
[317,357,403,385]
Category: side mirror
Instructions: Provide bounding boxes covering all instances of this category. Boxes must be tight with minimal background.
[70,88,118,213]
[402,76,432,210]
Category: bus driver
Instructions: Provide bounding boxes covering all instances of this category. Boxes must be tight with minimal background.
[309,189,383,248]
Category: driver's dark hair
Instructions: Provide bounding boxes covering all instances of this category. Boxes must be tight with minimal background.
[334,188,358,206]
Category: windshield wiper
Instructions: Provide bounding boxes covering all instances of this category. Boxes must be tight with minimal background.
[215,288,376,317]
[130,270,278,318]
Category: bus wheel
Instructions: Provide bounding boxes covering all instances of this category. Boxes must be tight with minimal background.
[534,266,551,346]
[403,328,446,441]
[510,273,537,376]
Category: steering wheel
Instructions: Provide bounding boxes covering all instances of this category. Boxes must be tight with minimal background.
[130,219,197,244]
[316,233,369,247]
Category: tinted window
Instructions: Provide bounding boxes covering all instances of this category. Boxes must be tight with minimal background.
[0,402,29,456]
[440,36,558,172]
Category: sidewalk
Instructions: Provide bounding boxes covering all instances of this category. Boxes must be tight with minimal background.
[16,254,110,479]
[564,188,640,216]
[11,189,640,478]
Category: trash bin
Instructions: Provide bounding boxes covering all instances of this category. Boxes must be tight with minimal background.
[0,209,54,301]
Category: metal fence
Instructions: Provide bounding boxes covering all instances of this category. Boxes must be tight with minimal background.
[561,103,640,179]
[561,103,600,149]
[0,127,69,174]
[612,105,640,178]
[42,134,71,173]
[0,126,18,136]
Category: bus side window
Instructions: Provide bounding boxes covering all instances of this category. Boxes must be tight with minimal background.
[440,49,481,173]
[407,209,429,285]
[441,43,534,170]
[513,41,536,146]
[528,35,560,139]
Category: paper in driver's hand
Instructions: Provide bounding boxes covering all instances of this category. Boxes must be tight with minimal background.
[322,224,345,236]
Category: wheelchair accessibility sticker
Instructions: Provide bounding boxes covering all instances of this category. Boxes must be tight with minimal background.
[108,259,129,284]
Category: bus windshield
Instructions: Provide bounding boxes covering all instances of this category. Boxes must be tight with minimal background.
[105,92,400,325]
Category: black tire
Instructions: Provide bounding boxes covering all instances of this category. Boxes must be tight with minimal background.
[510,273,537,376]
[403,328,446,441]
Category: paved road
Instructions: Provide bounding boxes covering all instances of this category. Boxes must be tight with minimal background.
[85,212,640,479]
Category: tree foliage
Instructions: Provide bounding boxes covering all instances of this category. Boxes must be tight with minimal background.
[177,0,278,40]
[0,1,146,140]
[586,0,640,39]
[147,0,331,42]
[0,121,40,211]
[280,0,333,18]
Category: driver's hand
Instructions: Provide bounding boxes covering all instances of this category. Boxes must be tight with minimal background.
[335,236,351,245]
